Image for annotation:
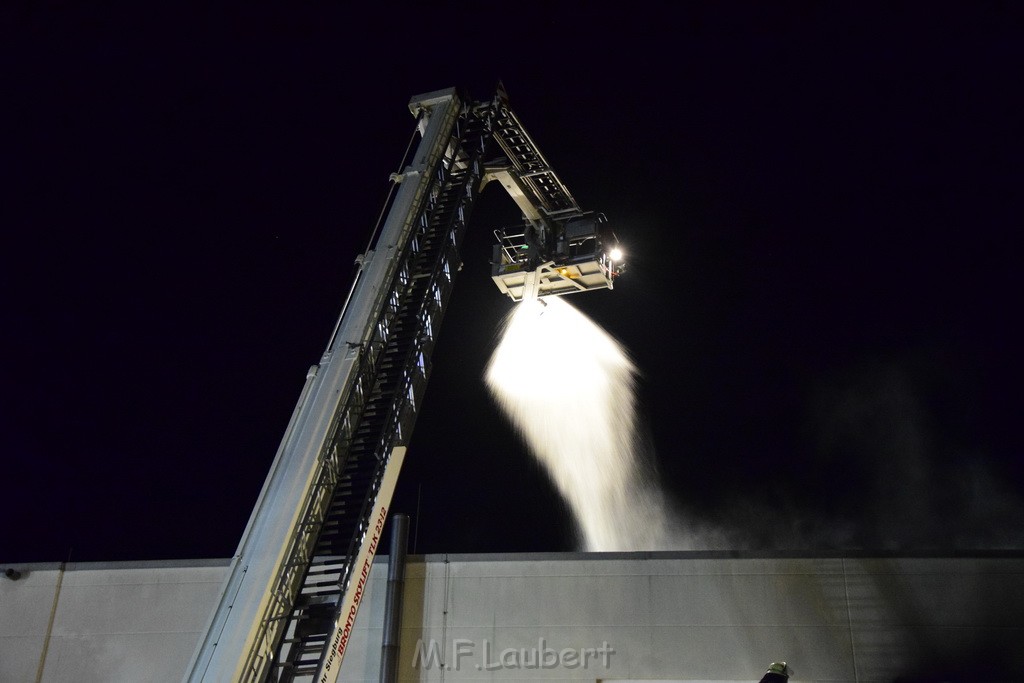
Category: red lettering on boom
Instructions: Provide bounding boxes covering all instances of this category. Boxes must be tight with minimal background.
[334,505,389,661]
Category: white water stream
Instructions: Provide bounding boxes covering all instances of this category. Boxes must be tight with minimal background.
[485,296,679,551]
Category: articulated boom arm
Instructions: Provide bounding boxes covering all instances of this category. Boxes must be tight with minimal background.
[184,87,615,683]
[484,98,623,301]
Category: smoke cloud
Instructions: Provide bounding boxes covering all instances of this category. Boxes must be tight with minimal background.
[487,299,1022,552]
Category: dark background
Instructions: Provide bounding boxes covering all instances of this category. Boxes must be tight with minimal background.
[3,5,1022,562]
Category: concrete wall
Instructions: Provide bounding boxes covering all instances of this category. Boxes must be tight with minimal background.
[385,554,1024,683]
[3,554,1023,682]
[0,559,228,683]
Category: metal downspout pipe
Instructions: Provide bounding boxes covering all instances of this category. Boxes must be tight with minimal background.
[380,514,409,683]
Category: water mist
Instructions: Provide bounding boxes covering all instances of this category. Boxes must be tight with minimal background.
[485,296,677,551]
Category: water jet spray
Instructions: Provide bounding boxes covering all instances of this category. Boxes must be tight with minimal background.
[485,296,678,551]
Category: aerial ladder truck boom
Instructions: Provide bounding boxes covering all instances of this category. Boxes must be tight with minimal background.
[184,87,622,683]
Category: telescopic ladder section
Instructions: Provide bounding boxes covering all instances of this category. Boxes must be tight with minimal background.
[267,96,499,683]
[184,86,599,683]
[182,89,498,683]
[490,105,581,217]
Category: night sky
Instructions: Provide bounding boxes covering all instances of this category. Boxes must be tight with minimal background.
[4,6,1022,563]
